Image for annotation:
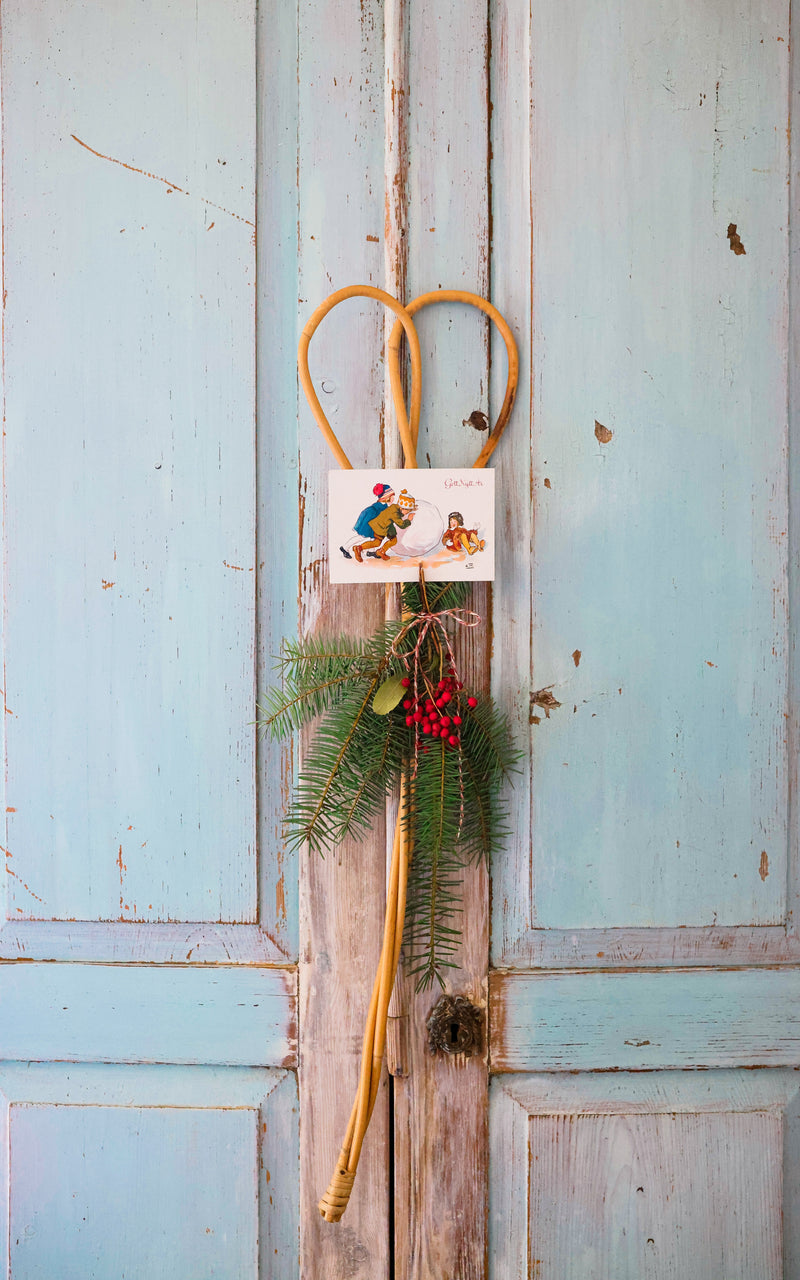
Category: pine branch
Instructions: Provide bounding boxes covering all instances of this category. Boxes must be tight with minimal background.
[283,676,395,853]
[403,738,467,989]
[257,672,362,738]
[340,728,394,839]
[260,581,521,988]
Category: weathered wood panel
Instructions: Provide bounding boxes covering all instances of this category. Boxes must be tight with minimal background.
[257,0,301,964]
[490,1071,799,1280]
[493,0,792,960]
[1,963,296,1068]
[296,2,391,1276]
[1,0,258,926]
[488,0,534,969]
[529,1112,780,1278]
[491,967,800,1072]
[389,4,492,1279]
[0,920,289,964]
[0,1065,297,1279]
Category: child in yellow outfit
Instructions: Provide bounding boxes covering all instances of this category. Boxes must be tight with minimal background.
[442,511,484,555]
[353,488,417,561]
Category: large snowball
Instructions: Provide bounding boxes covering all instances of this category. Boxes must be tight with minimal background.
[392,500,445,559]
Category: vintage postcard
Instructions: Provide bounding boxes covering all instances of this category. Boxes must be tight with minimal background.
[329,469,495,583]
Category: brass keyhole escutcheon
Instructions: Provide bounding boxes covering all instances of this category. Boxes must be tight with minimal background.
[426,994,483,1057]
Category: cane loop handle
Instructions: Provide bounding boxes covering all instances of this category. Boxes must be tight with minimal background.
[387,289,519,469]
[298,285,422,470]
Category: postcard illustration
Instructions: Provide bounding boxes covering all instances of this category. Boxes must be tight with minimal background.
[329,469,495,583]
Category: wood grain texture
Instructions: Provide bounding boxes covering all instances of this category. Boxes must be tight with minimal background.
[788,0,800,953]
[296,1,391,1274]
[491,967,800,1072]
[0,920,289,964]
[492,0,793,963]
[491,1071,800,1280]
[528,1111,781,1279]
[0,963,296,1067]
[390,4,492,1278]
[0,0,258,926]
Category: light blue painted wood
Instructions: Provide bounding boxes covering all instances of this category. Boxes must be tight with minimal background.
[491,966,800,1071]
[0,920,290,964]
[256,0,300,962]
[10,1103,258,1278]
[0,1062,287,1107]
[1,0,258,925]
[496,0,792,938]
[259,1070,300,1278]
[0,963,296,1067]
[406,0,490,472]
[0,1064,299,1279]
[489,0,535,963]
[490,1071,800,1280]
[0,0,296,1271]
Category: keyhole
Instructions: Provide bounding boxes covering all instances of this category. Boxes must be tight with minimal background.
[426,994,482,1057]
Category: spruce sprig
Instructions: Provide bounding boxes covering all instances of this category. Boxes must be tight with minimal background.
[257,582,519,988]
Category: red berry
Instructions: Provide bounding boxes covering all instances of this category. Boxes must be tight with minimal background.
[436,697,445,708]
[440,716,451,728]
[467,696,478,708]
[452,715,462,726]
[413,711,423,723]
[441,691,452,703]
[405,715,413,726]
[449,734,459,746]
[422,723,431,735]
[401,677,411,688]
[403,699,412,710]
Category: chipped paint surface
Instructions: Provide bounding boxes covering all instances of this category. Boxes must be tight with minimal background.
[494,0,792,951]
[3,0,259,926]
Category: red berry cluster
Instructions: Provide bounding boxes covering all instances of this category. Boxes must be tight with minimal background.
[398,672,478,749]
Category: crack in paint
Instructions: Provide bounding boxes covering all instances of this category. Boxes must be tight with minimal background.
[3,847,44,904]
[71,135,255,228]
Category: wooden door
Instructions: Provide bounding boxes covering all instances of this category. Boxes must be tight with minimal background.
[2,1,797,1278]
[0,2,298,1276]
[485,0,800,1277]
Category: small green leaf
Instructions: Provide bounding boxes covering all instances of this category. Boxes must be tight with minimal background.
[372,672,406,716]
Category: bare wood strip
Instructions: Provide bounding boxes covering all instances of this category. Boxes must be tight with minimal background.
[391,2,492,1276]
[296,1,391,1272]
[496,923,800,970]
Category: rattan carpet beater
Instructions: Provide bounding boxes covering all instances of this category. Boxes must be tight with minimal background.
[261,285,518,1222]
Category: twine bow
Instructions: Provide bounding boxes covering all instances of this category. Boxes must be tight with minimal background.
[298,285,517,1223]
[391,603,482,668]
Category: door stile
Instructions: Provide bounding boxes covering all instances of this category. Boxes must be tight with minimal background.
[386,3,494,1277]
[295,2,393,1276]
